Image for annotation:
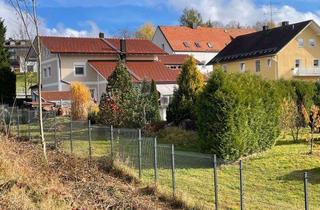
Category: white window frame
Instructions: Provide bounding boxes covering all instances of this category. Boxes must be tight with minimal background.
[255,60,261,72]
[43,68,47,78]
[47,66,52,78]
[295,59,301,69]
[309,38,316,47]
[298,38,304,48]
[240,62,245,72]
[267,58,272,68]
[314,59,319,68]
[74,62,86,77]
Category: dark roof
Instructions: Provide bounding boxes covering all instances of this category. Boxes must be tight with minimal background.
[208,20,312,65]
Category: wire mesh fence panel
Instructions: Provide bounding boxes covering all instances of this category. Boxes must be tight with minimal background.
[140,137,155,185]
[156,144,172,195]
[174,151,214,210]
[68,120,89,158]
[19,110,30,138]
[90,125,110,158]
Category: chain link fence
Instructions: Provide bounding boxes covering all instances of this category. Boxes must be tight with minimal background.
[0,106,318,210]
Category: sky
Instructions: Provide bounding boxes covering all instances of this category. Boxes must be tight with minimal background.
[0,0,320,38]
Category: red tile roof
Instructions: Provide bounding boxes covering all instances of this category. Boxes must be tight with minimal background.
[158,26,255,52]
[41,91,71,101]
[89,60,179,83]
[40,36,167,55]
[157,55,200,65]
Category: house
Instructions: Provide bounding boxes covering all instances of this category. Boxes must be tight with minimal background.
[4,38,37,73]
[208,20,320,80]
[27,34,190,120]
[152,25,255,74]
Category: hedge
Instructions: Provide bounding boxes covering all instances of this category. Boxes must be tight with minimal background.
[196,70,282,161]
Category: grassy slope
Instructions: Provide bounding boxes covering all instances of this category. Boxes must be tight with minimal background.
[0,137,173,210]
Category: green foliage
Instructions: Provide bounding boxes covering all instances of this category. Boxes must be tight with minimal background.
[0,19,15,104]
[98,60,143,128]
[313,80,320,107]
[196,70,281,161]
[141,80,160,123]
[179,8,203,28]
[167,57,204,126]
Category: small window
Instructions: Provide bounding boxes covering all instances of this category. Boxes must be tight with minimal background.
[240,62,245,72]
[47,66,51,77]
[314,60,319,68]
[43,68,47,78]
[183,42,190,48]
[27,65,34,72]
[222,64,227,72]
[161,43,165,50]
[309,39,316,47]
[207,42,213,48]
[267,59,272,68]
[75,65,85,76]
[195,42,201,48]
[298,38,304,47]
[255,60,261,72]
[295,59,300,68]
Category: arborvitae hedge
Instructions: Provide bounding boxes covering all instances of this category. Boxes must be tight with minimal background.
[196,70,282,161]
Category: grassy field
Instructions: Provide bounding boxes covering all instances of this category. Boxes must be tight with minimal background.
[12,118,320,209]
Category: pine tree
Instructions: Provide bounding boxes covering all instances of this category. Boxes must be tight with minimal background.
[0,18,16,104]
[167,57,204,126]
[98,59,143,128]
[148,80,160,123]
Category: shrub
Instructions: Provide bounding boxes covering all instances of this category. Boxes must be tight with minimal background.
[167,56,204,126]
[70,82,91,120]
[196,70,281,161]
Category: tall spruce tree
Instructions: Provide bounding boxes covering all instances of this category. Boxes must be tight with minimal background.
[0,19,16,104]
[167,57,204,126]
[98,59,143,128]
[147,80,160,123]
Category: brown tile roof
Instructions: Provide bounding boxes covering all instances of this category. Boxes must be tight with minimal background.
[158,26,255,52]
[157,55,200,65]
[40,36,167,55]
[41,91,71,101]
[89,60,179,83]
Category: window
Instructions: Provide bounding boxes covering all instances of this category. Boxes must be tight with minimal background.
[314,60,319,68]
[255,60,261,72]
[161,43,165,50]
[47,66,51,77]
[74,64,85,76]
[240,62,245,72]
[27,65,34,72]
[207,42,213,48]
[183,42,190,48]
[222,64,227,72]
[298,38,304,47]
[267,59,272,68]
[295,59,300,68]
[309,39,316,47]
[195,42,201,48]
[43,68,47,78]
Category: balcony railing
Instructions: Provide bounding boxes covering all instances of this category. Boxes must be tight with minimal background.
[293,67,320,76]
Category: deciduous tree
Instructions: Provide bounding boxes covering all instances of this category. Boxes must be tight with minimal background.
[135,22,155,40]
[179,8,203,28]
[70,82,91,120]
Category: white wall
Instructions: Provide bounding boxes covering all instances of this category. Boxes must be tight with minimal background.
[152,28,173,54]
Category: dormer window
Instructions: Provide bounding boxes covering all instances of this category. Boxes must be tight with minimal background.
[183,42,190,48]
[195,42,201,48]
[207,42,213,48]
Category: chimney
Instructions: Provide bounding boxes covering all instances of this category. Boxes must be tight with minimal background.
[120,38,126,60]
[281,21,289,27]
[262,25,269,31]
[99,32,104,38]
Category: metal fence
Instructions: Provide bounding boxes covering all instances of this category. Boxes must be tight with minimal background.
[0,107,318,210]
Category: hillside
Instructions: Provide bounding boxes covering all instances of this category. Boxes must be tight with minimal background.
[0,137,173,210]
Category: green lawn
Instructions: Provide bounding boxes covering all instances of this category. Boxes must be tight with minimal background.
[16,72,37,94]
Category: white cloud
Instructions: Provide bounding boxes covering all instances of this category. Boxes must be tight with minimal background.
[0,0,101,38]
[168,0,320,26]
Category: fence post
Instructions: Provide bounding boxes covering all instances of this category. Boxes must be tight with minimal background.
[213,154,219,210]
[304,172,309,210]
[28,110,31,140]
[171,144,176,197]
[88,120,92,160]
[69,119,73,153]
[239,160,244,210]
[153,137,158,185]
[110,125,114,160]
[17,108,20,137]
[138,129,142,179]
[54,111,57,148]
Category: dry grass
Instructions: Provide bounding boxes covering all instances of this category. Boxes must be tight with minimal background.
[0,136,175,210]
